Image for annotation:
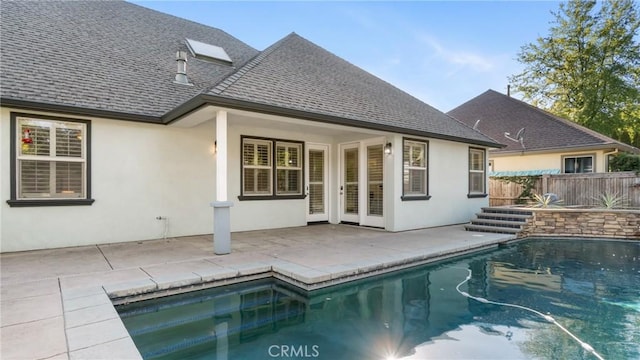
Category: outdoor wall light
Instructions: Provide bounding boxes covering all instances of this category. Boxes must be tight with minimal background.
[384,142,392,155]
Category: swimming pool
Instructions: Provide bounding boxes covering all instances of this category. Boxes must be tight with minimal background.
[117,238,640,359]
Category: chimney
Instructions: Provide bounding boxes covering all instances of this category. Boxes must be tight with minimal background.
[174,51,190,85]
[507,84,511,97]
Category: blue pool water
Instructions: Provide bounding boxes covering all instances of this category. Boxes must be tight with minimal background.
[117,239,640,359]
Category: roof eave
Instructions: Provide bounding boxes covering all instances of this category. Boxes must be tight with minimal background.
[491,143,639,156]
[1,98,162,124]
[164,94,505,148]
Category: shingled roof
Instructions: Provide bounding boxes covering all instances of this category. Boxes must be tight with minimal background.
[448,90,638,153]
[1,1,500,147]
[0,1,258,121]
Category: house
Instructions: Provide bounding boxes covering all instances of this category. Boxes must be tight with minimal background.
[448,89,639,176]
[0,1,501,253]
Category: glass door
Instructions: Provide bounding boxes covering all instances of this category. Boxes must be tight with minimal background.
[361,143,384,227]
[340,144,359,223]
[306,144,329,222]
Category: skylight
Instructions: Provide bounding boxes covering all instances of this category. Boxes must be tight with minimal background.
[185,38,232,64]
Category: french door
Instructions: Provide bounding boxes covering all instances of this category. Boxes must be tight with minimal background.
[306,144,329,222]
[340,140,384,227]
[361,141,384,227]
[340,143,360,223]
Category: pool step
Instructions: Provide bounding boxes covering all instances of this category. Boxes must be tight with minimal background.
[465,207,532,234]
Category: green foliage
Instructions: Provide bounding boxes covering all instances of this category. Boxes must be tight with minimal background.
[609,152,640,173]
[532,193,564,208]
[493,176,539,204]
[592,192,629,208]
[509,0,640,147]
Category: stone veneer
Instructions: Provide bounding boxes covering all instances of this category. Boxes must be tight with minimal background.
[518,208,640,239]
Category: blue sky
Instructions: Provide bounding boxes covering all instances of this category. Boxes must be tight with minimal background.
[132,1,561,112]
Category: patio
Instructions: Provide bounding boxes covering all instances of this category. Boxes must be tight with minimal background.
[1,224,514,360]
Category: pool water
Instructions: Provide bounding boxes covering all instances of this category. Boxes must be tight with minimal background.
[117,239,640,359]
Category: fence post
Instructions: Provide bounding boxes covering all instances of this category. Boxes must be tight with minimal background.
[542,174,549,194]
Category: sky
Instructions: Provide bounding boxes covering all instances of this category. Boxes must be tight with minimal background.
[132,1,562,112]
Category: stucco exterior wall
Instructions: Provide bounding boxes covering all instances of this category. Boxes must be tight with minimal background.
[492,149,609,173]
[226,121,337,232]
[2,107,490,251]
[389,137,489,232]
[1,108,216,252]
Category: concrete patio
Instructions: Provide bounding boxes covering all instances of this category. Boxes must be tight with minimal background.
[1,224,514,360]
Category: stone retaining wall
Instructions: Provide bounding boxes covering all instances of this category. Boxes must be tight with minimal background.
[518,208,640,239]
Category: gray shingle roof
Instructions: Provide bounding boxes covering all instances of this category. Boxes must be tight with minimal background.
[206,33,498,146]
[448,90,639,153]
[0,1,258,119]
[1,1,500,147]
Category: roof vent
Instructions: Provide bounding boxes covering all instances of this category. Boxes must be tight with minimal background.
[174,51,191,85]
[186,38,232,64]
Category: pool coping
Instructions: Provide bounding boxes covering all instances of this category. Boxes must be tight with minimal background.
[2,224,522,360]
[85,236,518,360]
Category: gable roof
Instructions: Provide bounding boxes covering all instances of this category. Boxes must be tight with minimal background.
[0,1,500,148]
[448,90,639,154]
[200,33,499,146]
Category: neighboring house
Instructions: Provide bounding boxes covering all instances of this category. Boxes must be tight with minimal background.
[448,90,639,176]
[0,1,501,252]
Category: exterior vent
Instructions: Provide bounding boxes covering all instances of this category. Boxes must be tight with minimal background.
[174,51,191,85]
[186,38,232,64]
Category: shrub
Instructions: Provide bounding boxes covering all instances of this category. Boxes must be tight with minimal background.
[591,192,629,209]
[532,193,564,208]
[609,152,640,174]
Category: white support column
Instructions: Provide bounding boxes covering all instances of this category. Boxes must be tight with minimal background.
[216,110,228,202]
[211,110,233,254]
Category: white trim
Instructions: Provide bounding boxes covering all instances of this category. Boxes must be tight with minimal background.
[339,142,360,224]
[306,143,330,222]
[360,138,385,228]
[216,110,228,201]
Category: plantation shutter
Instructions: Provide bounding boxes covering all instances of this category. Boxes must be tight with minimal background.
[17,117,86,199]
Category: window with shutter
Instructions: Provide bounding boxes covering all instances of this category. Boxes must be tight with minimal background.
[276,142,302,195]
[468,148,486,195]
[402,139,429,200]
[240,136,304,200]
[242,139,272,195]
[8,113,93,207]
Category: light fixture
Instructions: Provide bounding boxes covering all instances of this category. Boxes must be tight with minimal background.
[384,142,392,155]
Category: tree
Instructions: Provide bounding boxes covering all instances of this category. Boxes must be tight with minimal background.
[609,152,640,173]
[509,0,640,147]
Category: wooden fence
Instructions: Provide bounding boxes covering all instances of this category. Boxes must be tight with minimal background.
[489,171,640,207]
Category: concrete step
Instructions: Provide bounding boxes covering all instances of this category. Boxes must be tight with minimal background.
[464,224,522,234]
[481,207,533,216]
[470,218,525,229]
[466,206,533,234]
[476,213,531,222]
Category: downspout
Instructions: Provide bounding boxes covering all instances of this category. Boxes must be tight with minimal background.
[603,149,619,172]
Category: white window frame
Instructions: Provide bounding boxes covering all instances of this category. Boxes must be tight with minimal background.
[8,112,93,207]
[562,154,595,173]
[468,147,487,196]
[402,138,430,200]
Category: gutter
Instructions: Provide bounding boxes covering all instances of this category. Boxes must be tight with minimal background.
[163,94,505,149]
[1,95,504,149]
[492,143,638,156]
[0,98,162,124]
